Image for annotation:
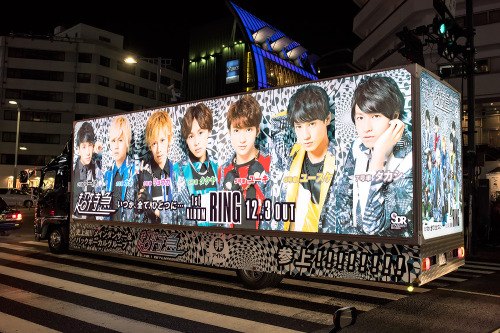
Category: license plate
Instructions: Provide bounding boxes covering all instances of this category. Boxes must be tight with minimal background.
[438,253,447,266]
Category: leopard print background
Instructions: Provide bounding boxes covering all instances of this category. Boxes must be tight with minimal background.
[73,67,413,223]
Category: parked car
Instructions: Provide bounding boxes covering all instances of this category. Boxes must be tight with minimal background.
[0,197,23,235]
[0,188,34,208]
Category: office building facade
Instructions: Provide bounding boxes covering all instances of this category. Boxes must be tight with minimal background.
[0,24,182,188]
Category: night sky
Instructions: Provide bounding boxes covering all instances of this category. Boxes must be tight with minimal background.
[0,1,360,68]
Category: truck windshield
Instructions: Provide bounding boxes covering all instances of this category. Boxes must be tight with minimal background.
[40,170,57,192]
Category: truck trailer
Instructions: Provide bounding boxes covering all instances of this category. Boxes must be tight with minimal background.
[27,64,465,289]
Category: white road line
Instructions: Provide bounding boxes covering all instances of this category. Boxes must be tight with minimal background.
[0,263,302,333]
[463,264,500,271]
[434,276,467,282]
[323,277,430,293]
[1,242,42,252]
[282,278,408,301]
[0,284,179,333]
[448,273,482,278]
[0,312,61,333]
[466,260,500,267]
[438,287,500,298]
[423,281,451,288]
[456,268,495,274]
[0,251,335,325]
[20,241,46,246]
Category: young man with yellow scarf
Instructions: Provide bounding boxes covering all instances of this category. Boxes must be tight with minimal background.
[270,85,336,233]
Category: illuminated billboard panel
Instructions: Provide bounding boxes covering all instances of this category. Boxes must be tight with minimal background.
[72,68,414,238]
[420,69,463,239]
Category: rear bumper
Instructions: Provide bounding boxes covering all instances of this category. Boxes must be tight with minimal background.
[0,222,22,230]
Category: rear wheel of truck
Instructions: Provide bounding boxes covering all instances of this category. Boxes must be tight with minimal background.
[236,269,283,289]
[48,225,69,254]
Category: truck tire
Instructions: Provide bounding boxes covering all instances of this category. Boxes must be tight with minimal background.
[48,225,69,254]
[236,269,283,289]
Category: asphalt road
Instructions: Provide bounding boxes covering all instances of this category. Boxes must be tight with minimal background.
[1,208,499,332]
[341,271,500,333]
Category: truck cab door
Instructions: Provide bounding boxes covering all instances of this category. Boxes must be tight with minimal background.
[38,168,69,219]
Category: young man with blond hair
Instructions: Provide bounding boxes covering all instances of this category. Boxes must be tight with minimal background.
[137,110,181,224]
[104,115,137,221]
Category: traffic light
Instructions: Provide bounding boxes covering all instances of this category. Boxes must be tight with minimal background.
[396,27,425,66]
[433,16,451,38]
[433,16,464,43]
[433,15,465,62]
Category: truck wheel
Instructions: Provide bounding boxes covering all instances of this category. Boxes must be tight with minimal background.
[24,200,33,208]
[48,226,69,254]
[236,269,282,289]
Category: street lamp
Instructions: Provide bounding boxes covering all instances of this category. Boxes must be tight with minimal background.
[124,56,173,106]
[8,100,22,189]
[124,57,137,64]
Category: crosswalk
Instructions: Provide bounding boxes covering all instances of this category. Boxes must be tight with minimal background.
[0,240,498,333]
[427,260,500,286]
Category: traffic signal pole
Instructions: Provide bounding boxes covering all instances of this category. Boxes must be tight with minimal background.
[465,0,475,254]
[398,0,476,253]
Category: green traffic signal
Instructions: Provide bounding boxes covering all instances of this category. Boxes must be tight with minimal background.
[439,23,446,34]
[433,16,454,37]
[431,13,466,63]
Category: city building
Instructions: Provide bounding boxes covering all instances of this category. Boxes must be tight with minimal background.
[0,23,182,188]
[185,1,319,101]
[351,0,500,158]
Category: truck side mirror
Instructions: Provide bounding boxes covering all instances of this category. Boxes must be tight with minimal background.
[19,170,29,183]
[330,306,357,333]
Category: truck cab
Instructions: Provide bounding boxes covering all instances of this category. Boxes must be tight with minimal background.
[26,142,71,253]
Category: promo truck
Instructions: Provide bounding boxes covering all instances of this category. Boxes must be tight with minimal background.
[26,64,465,289]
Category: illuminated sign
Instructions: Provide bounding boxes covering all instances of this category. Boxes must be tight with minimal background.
[420,69,463,239]
[72,68,418,239]
[226,59,239,84]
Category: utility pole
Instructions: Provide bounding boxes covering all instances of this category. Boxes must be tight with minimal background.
[465,0,475,254]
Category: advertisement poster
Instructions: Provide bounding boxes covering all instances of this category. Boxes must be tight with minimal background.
[72,68,413,238]
[420,69,463,239]
[226,59,240,84]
